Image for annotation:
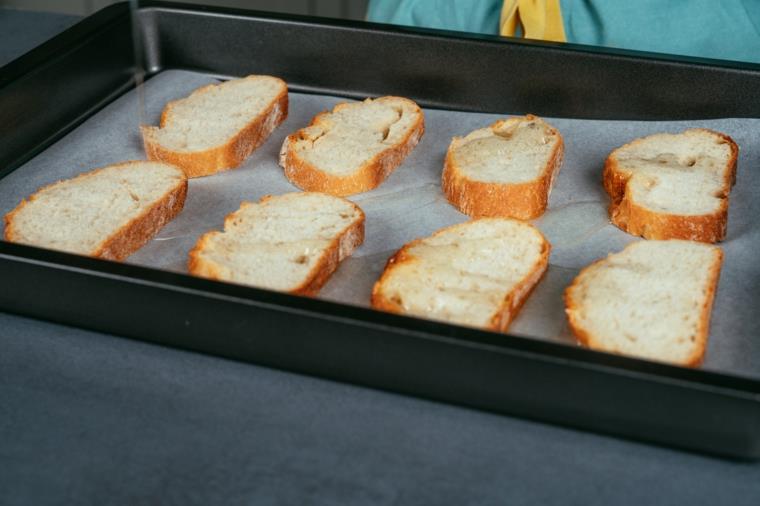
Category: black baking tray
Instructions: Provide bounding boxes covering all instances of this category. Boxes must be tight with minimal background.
[1,1,759,459]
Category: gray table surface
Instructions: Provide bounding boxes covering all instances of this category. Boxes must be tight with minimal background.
[1,8,759,506]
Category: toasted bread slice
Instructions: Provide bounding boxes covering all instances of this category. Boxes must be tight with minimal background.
[604,129,738,243]
[279,96,424,196]
[442,115,564,220]
[371,219,550,331]
[188,192,365,295]
[142,75,288,178]
[564,240,723,367]
[4,161,187,261]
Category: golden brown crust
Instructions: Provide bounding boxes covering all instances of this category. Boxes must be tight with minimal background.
[490,246,549,332]
[563,246,723,367]
[4,161,187,261]
[689,248,724,366]
[370,244,421,314]
[441,115,564,220]
[279,97,425,196]
[94,179,187,261]
[142,77,288,178]
[370,219,550,332]
[563,255,618,359]
[4,206,24,243]
[186,231,222,280]
[187,193,365,296]
[291,217,365,296]
[603,129,738,243]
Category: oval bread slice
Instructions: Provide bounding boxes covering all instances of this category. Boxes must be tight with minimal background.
[604,129,738,243]
[142,75,288,178]
[442,114,564,220]
[188,192,365,296]
[4,161,187,261]
[564,240,723,367]
[279,96,424,196]
[371,219,550,331]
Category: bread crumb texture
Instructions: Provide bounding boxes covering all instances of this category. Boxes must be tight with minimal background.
[604,129,737,242]
[453,115,560,183]
[565,239,723,366]
[188,192,364,295]
[4,161,187,260]
[372,218,550,331]
[280,96,424,195]
[442,114,564,219]
[142,75,288,177]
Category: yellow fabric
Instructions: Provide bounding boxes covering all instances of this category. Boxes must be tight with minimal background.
[500,0,566,42]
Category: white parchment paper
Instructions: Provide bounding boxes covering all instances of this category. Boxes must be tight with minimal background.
[2,70,758,378]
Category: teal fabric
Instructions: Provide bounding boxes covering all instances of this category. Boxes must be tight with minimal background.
[366,0,502,35]
[366,0,760,63]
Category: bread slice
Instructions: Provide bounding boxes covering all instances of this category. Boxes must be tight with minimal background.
[371,219,550,331]
[4,161,187,261]
[279,96,424,196]
[564,240,723,367]
[604,129,738,243]
[442,114,564,220]
[188,192,365,295]
[142,75,288,178]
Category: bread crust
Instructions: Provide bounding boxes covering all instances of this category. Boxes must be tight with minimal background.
[563,246,723,367]
[441,115,564,220]
[187,193,365,296]
[371,219,550,332]
[279,97,425,196]
[4,161,188,261]
[142,76,289,178]
[603,129,738,243]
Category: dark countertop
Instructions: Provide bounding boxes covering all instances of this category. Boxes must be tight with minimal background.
[1,8,759,506]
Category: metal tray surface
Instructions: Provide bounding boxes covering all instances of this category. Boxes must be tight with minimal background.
[0,1,758,458]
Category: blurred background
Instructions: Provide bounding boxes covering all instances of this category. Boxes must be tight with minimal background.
[0,0,369,19]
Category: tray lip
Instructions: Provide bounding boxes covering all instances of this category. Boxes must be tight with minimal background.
[1,1,759,400]
[0,4,128,88]
[135,0,760,73]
